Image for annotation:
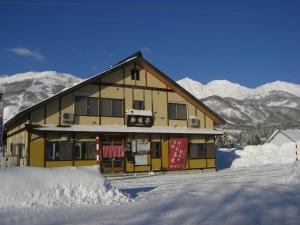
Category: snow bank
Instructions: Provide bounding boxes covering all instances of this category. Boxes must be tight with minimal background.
[217,142,299,169]
[0,166,130,209]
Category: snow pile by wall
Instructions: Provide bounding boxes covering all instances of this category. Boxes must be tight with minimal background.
[0,166,130,209]
[231,142,298,168]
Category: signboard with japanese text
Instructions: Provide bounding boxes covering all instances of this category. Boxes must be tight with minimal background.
[127,115,153,127]
[168,138,188,170]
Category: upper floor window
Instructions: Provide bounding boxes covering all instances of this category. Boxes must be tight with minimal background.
[101,98,124,117]
[168,103,187,120]
[75,96,99,116]
[133,100,144,110]
[131,69,140,80]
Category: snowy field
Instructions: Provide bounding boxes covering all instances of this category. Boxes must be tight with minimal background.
[1,143,300,225]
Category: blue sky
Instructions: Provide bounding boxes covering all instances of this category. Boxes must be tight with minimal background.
[0,0,299,87]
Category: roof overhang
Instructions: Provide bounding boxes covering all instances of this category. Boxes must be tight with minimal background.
[29,124,223,135]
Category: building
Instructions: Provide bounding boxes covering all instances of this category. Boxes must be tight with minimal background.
[266,130,300,146]
[4,51,225,172]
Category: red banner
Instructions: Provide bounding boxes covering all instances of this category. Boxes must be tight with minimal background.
[103,145,125,158]
[168,138,188,170]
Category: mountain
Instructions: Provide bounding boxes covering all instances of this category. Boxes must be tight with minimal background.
[0,71,82,122]
[178,77,300,100]
[1,72,299,144]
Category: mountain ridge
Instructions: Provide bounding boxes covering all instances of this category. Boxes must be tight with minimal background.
[178,77,300,100]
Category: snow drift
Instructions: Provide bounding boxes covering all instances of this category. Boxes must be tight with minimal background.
[0,166,130,209]
[217,142,299,169]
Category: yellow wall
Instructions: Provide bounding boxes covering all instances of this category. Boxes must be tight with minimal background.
[153,91,168,126]
[101,69,123,84]
[161,137,169,170]
[31,107,44,125]
[46,161,73,167]
[46,99,59,124]
[29,135,44,167]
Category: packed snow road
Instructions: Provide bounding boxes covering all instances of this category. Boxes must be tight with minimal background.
[1,162,300,225]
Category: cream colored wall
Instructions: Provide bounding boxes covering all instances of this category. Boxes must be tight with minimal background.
[133,89,144,101]
[196,109,205,128]
[206,116,214,129]
[101,86,123,99]
[76,84,99,97]
[152,91,168,126]
[101,69,123,84]
[147,72,166,88]
[61,93,73,114]
[31,107,44,125]
[144,90,152,111]
[46,99,59,124]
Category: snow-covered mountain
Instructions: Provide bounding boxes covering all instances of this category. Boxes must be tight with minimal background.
[0,71,82,122]
[1,71,299,137]
[178,77,300,100]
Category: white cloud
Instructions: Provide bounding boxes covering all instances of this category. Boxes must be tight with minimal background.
[9,47,45,62]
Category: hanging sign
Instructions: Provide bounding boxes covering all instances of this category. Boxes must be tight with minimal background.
[127,115,153,127]
[168,138,188,170]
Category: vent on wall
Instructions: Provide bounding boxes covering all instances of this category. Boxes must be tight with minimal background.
[62,113,74,123]
[188,117,200,128]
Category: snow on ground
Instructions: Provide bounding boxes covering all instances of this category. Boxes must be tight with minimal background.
[0,166,129,210]
[1,142,300,225]
[217,142,299,170]
[0,163,300,225]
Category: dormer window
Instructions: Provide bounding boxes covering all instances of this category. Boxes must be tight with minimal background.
[131,69,140,80]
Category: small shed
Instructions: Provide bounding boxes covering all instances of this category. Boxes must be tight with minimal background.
[266,130,300,145]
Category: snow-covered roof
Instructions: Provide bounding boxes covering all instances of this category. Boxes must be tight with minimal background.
[32,125,223,135]
[267,130,300,143]
[126,109,153,116]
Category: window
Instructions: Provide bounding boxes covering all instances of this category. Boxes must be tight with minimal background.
[151,142,161,158]
[101,99,124,117]
[75,96,99,116]
[206,143,216,158]
[75,143,96,160]
[168,103,187,120]
[133,100,144,110]
[189,143,206,159]
[131,69,140,80]
[46,142,73,161]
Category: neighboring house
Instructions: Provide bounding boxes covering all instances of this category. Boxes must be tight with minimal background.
[266,130,300,145]
[3,51,225,172]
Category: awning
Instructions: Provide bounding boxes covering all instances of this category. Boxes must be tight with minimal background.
[31,124,223,135]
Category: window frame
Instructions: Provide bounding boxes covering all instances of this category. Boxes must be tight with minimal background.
[131,69,140,80]
[133,100,145,110]
[75,142,96,160]
[100,98,124,117]
[188,143,206,159]
[74,96,99,116]
[45,141,73,161]
[168,103,187,120]
[206,143,216,159]
[150,142,161,159]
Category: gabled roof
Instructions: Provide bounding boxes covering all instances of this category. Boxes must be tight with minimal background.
[267,130,300,143]
[5,51,225,127]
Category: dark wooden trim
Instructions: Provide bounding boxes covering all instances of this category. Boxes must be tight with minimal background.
[187,136,190,169]
[6,127,27,138]
[134,62,137,86]
[166,91,169,126]
[27,132,31,166]
[44,105,47,125]
[91,82,174,93]
[204,114,207,128]
[44,133,46,168]
[58,96,62,126]
[145,70,148,87]
[122,67,126,126]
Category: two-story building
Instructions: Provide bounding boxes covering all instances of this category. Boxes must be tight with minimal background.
[4,51,225,173]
